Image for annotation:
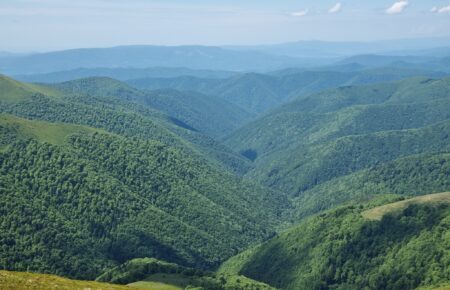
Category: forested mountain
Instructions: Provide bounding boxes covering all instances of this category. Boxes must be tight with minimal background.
[292,152,450,219]
[0,75,296,279]
[4,0,450,286]
[0,75,253,174]
[52,77,252,138]
[220,193,450,290]
[129,67,444,113]
[225,77,450,195]
[0,113,289,279]
[1,48,450,290]
[52,77,251,137]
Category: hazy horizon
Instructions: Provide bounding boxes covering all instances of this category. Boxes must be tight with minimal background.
[2,0,450,53]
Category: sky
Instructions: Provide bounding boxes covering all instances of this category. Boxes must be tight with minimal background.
[1,0,450,52]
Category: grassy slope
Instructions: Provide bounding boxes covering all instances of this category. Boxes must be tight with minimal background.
[0,114,105,145]
[362,192,450,220]
[0,270,135,290]
[128,273,278,290]
[0,74,60,102]
[128,274,183,290]
[97,257,277,290]
[220,193,450,290]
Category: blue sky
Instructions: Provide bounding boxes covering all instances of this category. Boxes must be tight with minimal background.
[1,0,450,52]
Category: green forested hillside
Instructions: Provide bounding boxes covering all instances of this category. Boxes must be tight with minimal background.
[128,67,441,113]
[1,66,450,290]
[52,77,252,137]
[134,89,252,138]
[0,114,289,279]
[292,152,450,219]
[220,193,450,290]
[225,77,450,196]
[0,75,252,174]
[246,119,450,196]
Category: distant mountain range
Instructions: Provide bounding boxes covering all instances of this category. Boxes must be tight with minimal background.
[226,38,450,58]
[2,38,450,76]
[0,45,308,75]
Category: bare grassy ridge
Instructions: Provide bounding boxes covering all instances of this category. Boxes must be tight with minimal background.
[0,75,61,102]
[0,114,107,145]
[362,192,450,220]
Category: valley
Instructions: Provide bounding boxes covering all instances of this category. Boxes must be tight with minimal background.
[1,37,450,290]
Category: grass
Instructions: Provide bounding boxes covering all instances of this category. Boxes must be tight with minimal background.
[127,273,195,290]
[127,273,277,290]
[0,74,61,102]
[362,192,450,220]
[0,114,109,145]
[0,270,136,290]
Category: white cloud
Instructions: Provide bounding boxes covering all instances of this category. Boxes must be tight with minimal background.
[328,2,342,14]
[386,1,409,14]
[430,5,450,13]
[438,5,450,13]
[290,9,308,17]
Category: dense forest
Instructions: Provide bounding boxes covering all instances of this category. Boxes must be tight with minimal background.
[0,114,289,279]
[220,194,450,290]
[1,43,450,289]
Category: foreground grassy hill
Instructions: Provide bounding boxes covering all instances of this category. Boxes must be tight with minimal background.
[0,270,134,290]
[0,113,289,279]
[220,193,450,290]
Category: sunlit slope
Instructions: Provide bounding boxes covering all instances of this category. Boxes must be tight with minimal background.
[0,74,61,102]
[0,270,135,290]
[0,114,105,146]
[362,192,450,220]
